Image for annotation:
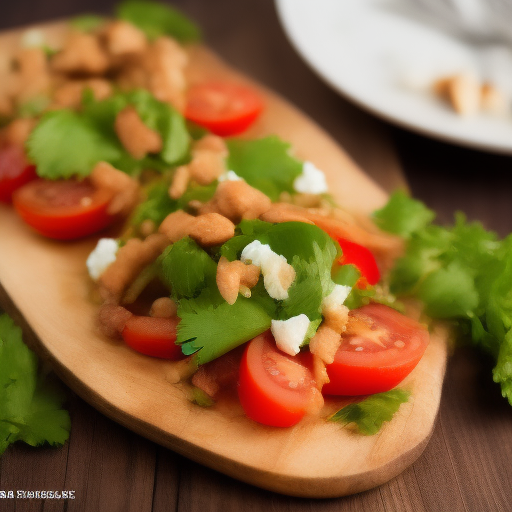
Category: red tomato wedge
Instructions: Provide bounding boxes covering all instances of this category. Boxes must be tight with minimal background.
[323,304,429,396]
[122,316,183,360]
[0,145,37,203]
[12,179,114,240]
[238,331,320,427]
[185,82,263,136]
[335,237,380,288]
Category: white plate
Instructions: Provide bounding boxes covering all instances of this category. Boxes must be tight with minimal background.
[276,0,512,153]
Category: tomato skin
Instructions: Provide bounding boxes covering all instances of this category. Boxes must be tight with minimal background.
[12,179,114,240]
[323,304,429,396]
[335,237,380,287]
[185,82,263,136]
[0,145,37,203]
[122,316,183,360]
[238,331,319,427]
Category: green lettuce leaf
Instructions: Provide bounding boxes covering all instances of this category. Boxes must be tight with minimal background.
[329,389,410,435]
[227,136,303,201]
[70,14,107,32]
[117,0,201,42]
[0,314,70,456]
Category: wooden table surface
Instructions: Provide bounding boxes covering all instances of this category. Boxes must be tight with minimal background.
[1,1,512,511]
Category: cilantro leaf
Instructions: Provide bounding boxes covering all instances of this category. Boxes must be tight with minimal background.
[227,137,303,201]
[177,287,275,365]
[329,389,410,435]
[373,190,435,237]
[130,181,179,229]
[117,0,201,42]
[27,110,122,179]
[0,314,70,456]
[160,238,217,299]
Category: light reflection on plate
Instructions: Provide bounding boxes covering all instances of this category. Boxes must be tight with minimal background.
[276,0,512,153]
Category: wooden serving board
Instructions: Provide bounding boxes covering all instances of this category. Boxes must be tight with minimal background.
[0,22,448,498]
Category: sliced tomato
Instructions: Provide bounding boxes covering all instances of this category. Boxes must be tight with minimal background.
[185,82,263,136]
[323,304,429,396]
[122,315,183,360]
[335,237,380,288]
[12,178,114,240]
[0,145,37,203]
[238,331,320,427]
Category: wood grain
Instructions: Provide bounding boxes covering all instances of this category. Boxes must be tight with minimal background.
[0,18,448,498]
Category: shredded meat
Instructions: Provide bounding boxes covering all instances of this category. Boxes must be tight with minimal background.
[216,256,260,305]
[115,106,162,159]
[103,20,148,58]
[188,213,235,247]
[98,303,133,338]
[89,161,141,216]
[99,233,169,302]
[199,180,272,223]
[3,118,36,146]
[51,32,109,75]
[158,210,197,242]
[309,325,342,365]
[53,78,112,108]
[13,48,51,103]
[150,297,178,318]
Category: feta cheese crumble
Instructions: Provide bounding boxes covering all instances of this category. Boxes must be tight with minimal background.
[218,170,243,182]
[322,284,352,310]
[271,314,311,356]
[86,238,119,280]
[241,240,295,300]
[293,161,328,194]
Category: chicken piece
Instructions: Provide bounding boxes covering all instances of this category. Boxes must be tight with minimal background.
[89,161,141,216]
[52,78,112,108]
[158,210,197,242]
[150,297,178,318]
[97,303,133,338]
[14,48,51,102]
[323,304,349,334]
[188,149,226,185]
[188,212,235,247]
[114,106,162,159]
[3,118,36,146]
[169,165,190,199]
[481,83,508,115]
[143,37,188,111]
[433,73,480,116]
[199,180,272,223]
[104,20,148,57]
[259,202,315,224]
[193,134,228,156]
[99,233,169,302]
[309,325,342,365]
[216,256,260,305]
[51,32,109,75]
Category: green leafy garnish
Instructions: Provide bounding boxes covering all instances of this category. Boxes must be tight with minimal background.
[373,189,435,238]
[0,314,70,456]
[130,181,178,229]
[376,191,512,405]
[27,109,123,179]
[227,136,303,201]
[329,389,410,436]
[160,238,217,299]
[117,0,201,42]
[27,90,190,179]
[17,96,50,118]
[70,14,107,32]
[178,286,275,365]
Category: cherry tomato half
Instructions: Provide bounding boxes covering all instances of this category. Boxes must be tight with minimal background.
[323,304,429,396]
[122,315,183,360]
[0,145,37,203]
[185,82,264,136]
[12,178,114,240]
[335,237,380,288]
[238,331,319,427]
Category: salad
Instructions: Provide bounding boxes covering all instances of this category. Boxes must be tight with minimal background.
[0,1,435,434]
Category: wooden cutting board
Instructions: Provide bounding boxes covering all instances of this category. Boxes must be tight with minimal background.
[0,21,448,498]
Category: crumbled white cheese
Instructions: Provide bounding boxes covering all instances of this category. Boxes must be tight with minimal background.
[293,161,328,194]
[271,314,311,356]
[218,170,243,182]
[86,238,119,281]
[21,29,46,48]
[322,284,352,310]
[241,240,295,300]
